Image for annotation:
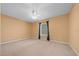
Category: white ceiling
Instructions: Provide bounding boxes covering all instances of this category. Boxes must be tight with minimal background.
[1,3,73,22]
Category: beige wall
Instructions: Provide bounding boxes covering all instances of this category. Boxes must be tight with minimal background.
[49,14,69,42]
[69,4,79,54]
[1,14,32,43]
[0,14,1,43]
[32,22,38,39]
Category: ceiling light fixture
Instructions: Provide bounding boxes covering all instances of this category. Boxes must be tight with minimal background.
[32,9,38,20]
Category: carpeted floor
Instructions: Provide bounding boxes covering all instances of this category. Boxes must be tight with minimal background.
[0,39,77,56]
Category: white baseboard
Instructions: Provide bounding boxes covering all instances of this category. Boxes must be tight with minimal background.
[70,45,79,56]
[0,38,28,45]
[50,40,69,45]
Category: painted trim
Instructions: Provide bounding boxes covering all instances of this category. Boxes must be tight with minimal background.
[0,38,29,45]
[70,45,79,56]
[50,39,69,45]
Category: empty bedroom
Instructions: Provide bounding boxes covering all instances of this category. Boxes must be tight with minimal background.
[0,3,79,56]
